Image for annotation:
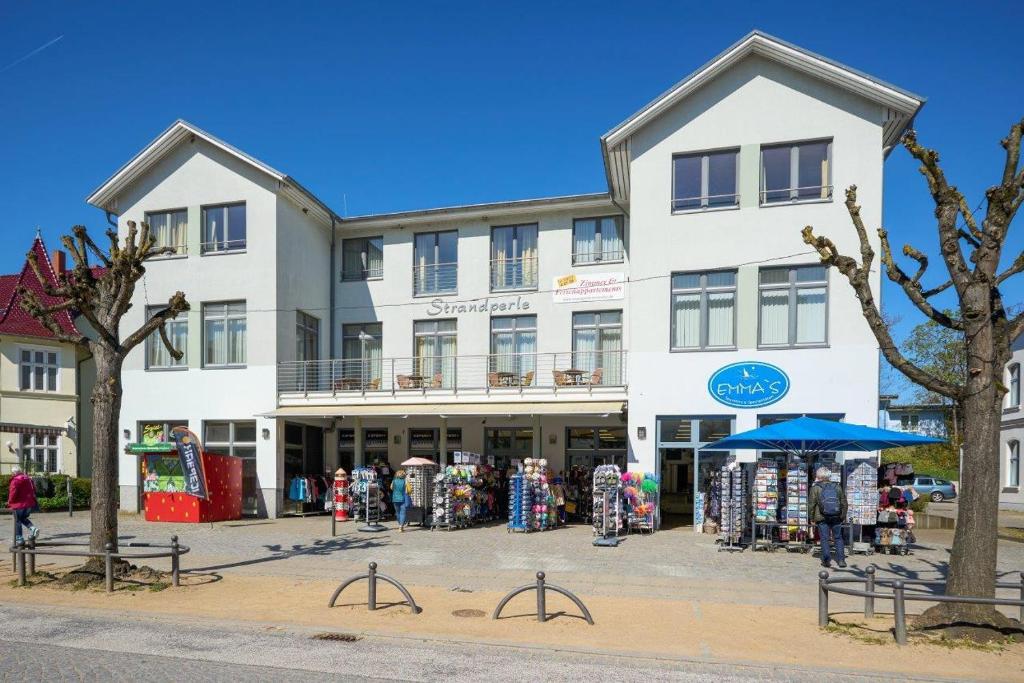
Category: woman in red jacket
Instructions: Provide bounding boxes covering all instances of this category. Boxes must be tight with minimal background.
[7,466,40,543]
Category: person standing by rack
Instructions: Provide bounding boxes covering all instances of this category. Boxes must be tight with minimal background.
[810,467,847,569]
[391,469,409,532]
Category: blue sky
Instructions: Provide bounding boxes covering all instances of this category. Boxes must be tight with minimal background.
[0,1,1019,395]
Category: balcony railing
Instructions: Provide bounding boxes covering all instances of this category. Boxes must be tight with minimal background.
[490,256,538,291]
[277,350,627,395]
[413,262,457,296]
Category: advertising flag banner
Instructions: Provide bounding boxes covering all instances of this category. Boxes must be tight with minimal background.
[171,426,209,499]
[552,272,625,303]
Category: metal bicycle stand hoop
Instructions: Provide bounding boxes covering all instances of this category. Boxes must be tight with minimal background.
[327,562,420,614]
[492,572,595,625]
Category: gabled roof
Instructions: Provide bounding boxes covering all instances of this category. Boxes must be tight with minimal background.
[344,192,612,228]
[601,30,926,203]
[86,119,339,227]
[0,236,81,341]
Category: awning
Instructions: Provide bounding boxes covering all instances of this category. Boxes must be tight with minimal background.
[259,401,625,419]
[0,422,65,436]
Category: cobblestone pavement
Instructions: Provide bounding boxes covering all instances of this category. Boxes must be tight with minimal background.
[4,512,1023,608]
[0,604,950,682]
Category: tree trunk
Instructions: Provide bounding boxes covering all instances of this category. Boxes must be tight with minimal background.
[89,345,123,554]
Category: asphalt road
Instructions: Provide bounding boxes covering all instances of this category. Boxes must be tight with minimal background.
[0,604,961,682]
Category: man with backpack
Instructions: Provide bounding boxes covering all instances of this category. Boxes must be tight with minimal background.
[809,467,847,569]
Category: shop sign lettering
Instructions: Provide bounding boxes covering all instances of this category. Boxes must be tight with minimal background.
[427,296,531,316]
[708,362,790,409]
[552,272,625,303]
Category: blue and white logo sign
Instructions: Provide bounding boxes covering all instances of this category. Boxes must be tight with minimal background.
[708,362,790,409]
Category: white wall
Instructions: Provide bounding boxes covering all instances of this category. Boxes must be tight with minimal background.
[1000,338,1024,510]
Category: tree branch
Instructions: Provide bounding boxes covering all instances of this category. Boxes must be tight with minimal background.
[120,291,190,354]
[878,228,963,329]
[73,224,112,268]
[922,279,954,298]
[997,250,1024,286]
[17,288,89,346]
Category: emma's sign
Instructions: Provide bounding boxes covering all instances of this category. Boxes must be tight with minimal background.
[427,296,531,317]
[708,362,790,409]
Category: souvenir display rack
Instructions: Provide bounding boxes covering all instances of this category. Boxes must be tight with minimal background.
[718,465,747,552]
[752,455,784,551]
[507,458,552,532]
[405,462,438,527]
[358,480,386,533]
[844,460,877,555]
[874,508,911,555]
[431,465,476,531]
[783,455,811,552]
[592,464,623,547]
[348,467,380,522]
[623,471,659,534]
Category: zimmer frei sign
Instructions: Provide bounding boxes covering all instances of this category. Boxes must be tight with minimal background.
[552,272,625,303]
[708,362,790,409]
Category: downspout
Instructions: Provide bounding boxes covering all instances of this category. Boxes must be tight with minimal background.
[104,210,118,228]
[329,216,337,359]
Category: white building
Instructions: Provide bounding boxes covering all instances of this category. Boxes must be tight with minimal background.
[86,31,923,519]
[1000,335,1023,511]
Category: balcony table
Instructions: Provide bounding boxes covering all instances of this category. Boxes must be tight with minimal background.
[563,369,586,385]
[496,372,517,386]
[407,375,425,389]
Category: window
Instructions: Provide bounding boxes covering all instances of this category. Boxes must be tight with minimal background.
[573,216,623,264]
[145,307,188,369]
[296,311,319,362]
[201,203,246,253]
[566,426,627,469]
[489,315,537,385]
[900,415,910,429]
[758,265,828,347]
[205,420,258,516]
[760,140,832,204]
[1009,441,1020,488]
[19,348,58,391]
[341,323,382,388]
[203,302,246,367]
[1009,363,1021,408]
[672,149,739,211]
[491,224,538,291]
[341,236,383,281]
[671,271,736,350]
[21,433,58,473]
[413,319,456,388]
[413,230,457,295]
[145,209,188,255]
[485,427,533,469]
[572,310,623,385]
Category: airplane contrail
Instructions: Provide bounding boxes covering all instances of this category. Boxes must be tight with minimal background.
[0,34,64,74]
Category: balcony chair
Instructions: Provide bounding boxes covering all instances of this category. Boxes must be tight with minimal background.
[488,372,501,388]
[520,370,534,387]
[367,378,381,390]
[590,368,603,386]
[396,374,412,389]
[552,370,569,386]
[431,373,443,388]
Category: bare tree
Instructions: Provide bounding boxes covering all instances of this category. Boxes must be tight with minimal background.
[802,119,1024,629]
[19,222,189,556]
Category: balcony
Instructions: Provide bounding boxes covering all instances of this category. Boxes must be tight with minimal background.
[490,256,538,291]
[413,262,457,296]
[277,350,627,405]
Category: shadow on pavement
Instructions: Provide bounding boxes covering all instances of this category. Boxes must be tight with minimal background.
[186,536,390,573]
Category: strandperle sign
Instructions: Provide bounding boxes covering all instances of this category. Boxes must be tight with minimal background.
[708,362,790,409]
[427,296,531,316]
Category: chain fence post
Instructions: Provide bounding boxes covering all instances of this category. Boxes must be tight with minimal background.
[817,570,829,628]
[368,562,377,611]
[67,476,73,517]
[864,565,876,619]
[171,535,180,587]
[536,572,547,623]
[892,580,907,645]
[27,537,35,576]
[16,540,26,587]
[1018,571,1023,624]
[104,542,114,593]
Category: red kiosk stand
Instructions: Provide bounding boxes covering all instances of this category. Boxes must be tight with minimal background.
[130,442,243,523]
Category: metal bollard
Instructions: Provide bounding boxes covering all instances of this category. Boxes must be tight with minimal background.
[1019,572,1024,624]
[817,570,829,628]
[170,535,180,587]
[27,537,35,576]
[864,565,876,619]
[368,562,378,611]
[331,508,337,537]
[16,541,26,587]
[67,477,73,517]
[536,572,547,623]
[892,580,907,645]
[104,543,114,593]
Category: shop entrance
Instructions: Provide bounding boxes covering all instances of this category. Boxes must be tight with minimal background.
[656,415,734,531]
[659,448,694,528]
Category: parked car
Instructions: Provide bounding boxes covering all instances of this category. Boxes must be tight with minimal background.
[910,476,957,502]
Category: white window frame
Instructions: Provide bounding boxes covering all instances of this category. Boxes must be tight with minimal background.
[341,236,384,281]
[1009,363,1021,408]
[204,420,257,458]
[144,208,188,256]
[571,216,625,265]
[670,270,737,351]
[671,148,740,213]
[757,264,829,348]
[145,306,188,371]
[201,202,247,254]
[1009,440,1020,488]
[20,432,60,473]
[759,138,833,205]
[19,346,60,392]
[202,301,247,368]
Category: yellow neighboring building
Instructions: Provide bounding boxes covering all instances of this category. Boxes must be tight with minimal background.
[0,235,96,478]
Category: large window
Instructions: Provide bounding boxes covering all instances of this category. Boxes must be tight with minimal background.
[296,311,319,362]
[566,426,627,469]
[672,149,739,211]
[203,301,247,367]
[145,209,188,256]
[146,306,188,369]
[341,323,382,389]
[485,427,533,469]
[758,265,828,347]
[1009,440,1021,488]
[413,230,457,295]
[489,315,537,386]
[21,433,58,473]
[19,348,59,391]
[412,319,456,388]
[671,271,736,350]
[1009,363,1021,408]
[571,310,623,385]
[201,203,247,253]
[491,224,538,291]
[572,216,623,264]
[206,420,258,515]
[760,140,832,204]
[341,236,383,281]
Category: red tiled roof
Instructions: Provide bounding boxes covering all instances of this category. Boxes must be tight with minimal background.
[0,236,82,340]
